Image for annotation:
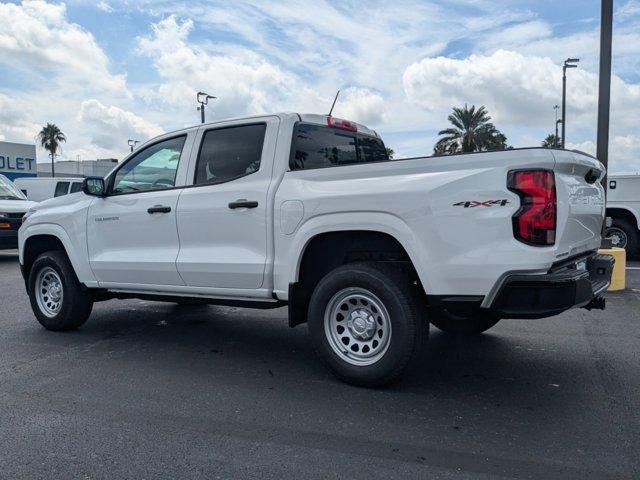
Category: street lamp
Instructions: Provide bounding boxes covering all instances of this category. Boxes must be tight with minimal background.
[127,139,139,152]
[554,105,561,144]
[561,58,580,149]
[197,92,216,124]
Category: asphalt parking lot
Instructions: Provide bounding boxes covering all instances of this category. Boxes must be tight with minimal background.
[0,251,638,479]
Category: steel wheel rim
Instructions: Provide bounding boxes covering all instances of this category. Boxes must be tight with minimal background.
[324,287,392,366]
[35,267,64,318]
[605,227,627,248]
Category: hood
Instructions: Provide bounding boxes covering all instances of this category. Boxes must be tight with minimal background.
[35,192,85,209]
[0,199,38,213]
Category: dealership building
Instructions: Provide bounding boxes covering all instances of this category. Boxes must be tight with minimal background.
[0,141,37,180]
[0,140,118,180]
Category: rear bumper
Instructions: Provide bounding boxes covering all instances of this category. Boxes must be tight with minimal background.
[489,253,614,318]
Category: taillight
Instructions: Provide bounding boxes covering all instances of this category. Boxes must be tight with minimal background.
[508,170,556,246]
[326,116,358,132]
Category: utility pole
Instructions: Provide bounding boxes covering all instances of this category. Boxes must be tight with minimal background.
[127,139,139,152]
[561,58,580,148]
[197,92,216,124]
[597,0,613,182]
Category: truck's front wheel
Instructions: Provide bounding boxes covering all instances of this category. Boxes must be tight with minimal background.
[28,251,94,331]
[430,309,500,335]
[308,262,427,387]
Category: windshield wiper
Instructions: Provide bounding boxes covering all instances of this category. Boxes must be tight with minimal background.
[0,196,21,200]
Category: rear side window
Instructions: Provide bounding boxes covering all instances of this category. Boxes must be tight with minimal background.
[291,123,388,170]
[54,182,70,197]
[194,124,266,186]
[70,182,83,193]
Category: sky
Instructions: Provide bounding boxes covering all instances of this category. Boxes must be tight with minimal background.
[0,0,639,173]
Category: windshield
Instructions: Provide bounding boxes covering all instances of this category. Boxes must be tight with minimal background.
[0,175,27,200]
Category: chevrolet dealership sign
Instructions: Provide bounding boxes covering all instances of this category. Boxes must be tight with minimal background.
[0,141,37,180]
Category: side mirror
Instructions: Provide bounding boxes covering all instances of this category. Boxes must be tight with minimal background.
[83,177,106,197]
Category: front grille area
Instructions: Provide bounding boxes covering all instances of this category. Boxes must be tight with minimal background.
[5,212,25,219]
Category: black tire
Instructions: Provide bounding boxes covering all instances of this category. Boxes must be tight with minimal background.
[308,262,428,387]
[605,218,638,257]
[28,251,93,331]
[430,309,500,335]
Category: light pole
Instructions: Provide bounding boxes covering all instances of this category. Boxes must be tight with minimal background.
[197,92,216,124]
[561,58,579,148]
[554,105,561,144]
[127,139,139,152]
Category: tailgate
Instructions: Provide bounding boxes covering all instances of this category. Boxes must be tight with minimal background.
[553,150,606,256]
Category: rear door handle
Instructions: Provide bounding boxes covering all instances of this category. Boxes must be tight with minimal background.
[147,205,171,214]
[228,200,258,209]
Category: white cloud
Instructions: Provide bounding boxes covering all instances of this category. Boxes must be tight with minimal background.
[617,0,640,21]
[403,50,640,129]
[0,94,41,143]
[78,99,164,150]
[0,0,128,96]
[96,1,113,13]
[480,20,553,51]
[138,16,290,119]
[331,88,387,127]
[568,135,640,175]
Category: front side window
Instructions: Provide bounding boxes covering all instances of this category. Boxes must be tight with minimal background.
[54,182,70,197]
[112,136,186,194]
[70,182,83,193]
[194,124,266,186]
[291,123,389,170]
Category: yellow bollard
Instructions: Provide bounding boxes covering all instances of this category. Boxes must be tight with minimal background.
[598,247,626,291]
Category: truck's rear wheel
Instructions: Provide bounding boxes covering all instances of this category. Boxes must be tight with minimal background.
[430,309,500,335]
[604,218,638,256]
[28,251,93,331]
[308,262,427,387]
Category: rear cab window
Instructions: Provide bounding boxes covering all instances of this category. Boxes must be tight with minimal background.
[290,123,389,170]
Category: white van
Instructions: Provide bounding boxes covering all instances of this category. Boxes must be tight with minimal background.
[605,175,640,256]
[13,177,85,202]
[0,174,37,250]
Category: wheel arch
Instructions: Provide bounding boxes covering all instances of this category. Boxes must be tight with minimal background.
[20,224,96,290]
[606,207,639,230]
[284,218,428,327]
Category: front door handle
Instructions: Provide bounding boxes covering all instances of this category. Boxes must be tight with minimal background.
[228,199,258,209]
[147,205,171,214]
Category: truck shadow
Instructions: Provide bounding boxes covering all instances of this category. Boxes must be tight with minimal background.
[55,300,591,411]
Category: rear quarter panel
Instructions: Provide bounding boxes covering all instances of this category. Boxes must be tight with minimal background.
[274,148,575,299]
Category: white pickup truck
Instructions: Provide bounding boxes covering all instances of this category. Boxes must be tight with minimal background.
[19,113,613,386]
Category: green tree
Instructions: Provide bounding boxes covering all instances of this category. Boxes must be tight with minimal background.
[542,133,561,148]
[434,104,509,155]
[37,123,66,178]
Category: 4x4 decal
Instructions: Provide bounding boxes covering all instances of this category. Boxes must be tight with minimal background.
[453,200,510,208]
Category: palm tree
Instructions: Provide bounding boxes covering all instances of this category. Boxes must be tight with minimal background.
[434,105,508,155]
[385,147,395,159]
[542,134,561,148]
[37,123,66,177]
